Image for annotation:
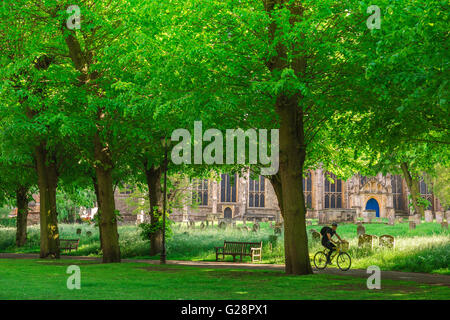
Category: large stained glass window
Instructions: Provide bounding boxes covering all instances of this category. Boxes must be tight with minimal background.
[324,172,343,209]
[249,176,265,208]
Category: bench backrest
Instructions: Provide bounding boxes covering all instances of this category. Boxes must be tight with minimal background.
[60,239,79,248]
[223,241,262,253]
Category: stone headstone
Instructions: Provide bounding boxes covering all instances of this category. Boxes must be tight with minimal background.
[436,212,444,224]
[269,221,273,228]
[357,224,366,236]
[311,231,321,242]
[442,221,448,230]
[415,214,422,224]
[200,222,205,229]
[424,210,433,223]
[379,235,395,249]
[358,234,374,249]
[409,221,416,230]
[218,221,226,229]
[268,235,277,250]
[76,228,82,235]
[388,215,395,225]
[252,223,260,232]
[274,226,282,235]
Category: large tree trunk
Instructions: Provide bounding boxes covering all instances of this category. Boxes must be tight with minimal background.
[93,176,104,251]
[35,143,60,258]
[264,0,313,275]
[15,186,29,247]
[144,162,163,256]
[94,133,121,263]
[276,94,313,275]
[268,173,283,214]
[401,162,425,216]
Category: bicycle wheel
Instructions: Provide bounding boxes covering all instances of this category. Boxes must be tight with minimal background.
[336,252,351,271]
[313,251,328,270]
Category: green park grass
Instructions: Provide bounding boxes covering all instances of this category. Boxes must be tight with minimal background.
[0,258,448,300]
[0,221,448,274]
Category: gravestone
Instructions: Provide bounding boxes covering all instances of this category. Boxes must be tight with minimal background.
[218,221,227,229]
[379,235,395,249]
[397,217,403,223]
[436,212,444,224]
[357,224,366,236]
[241,226,249,232]
[86,231,92,237]
[269,221,273,228]
[445,210,450,222]
[311,231,321,242]
[268,235,277,252]
[252,223,260,232]
[306,220,312,226]
[414,214,422,224]
[388,215,395,225]
[200,222,205,229]
[424,210,433,223]
[409,221,416,230]
[76,228,82,235]
[274,226,282,235]
[358,234,374,249]
[442,221,448,230]
[189,220,195,228]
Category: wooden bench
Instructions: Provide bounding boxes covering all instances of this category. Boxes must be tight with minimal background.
[215,241,262,262]
[60,239,80,253]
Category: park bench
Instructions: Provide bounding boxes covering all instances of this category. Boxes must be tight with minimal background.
[215,241,262,262]
[60,239,80,253]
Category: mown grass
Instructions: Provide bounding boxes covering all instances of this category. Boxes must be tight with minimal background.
[0,258,448,300]
[0,221,448,274]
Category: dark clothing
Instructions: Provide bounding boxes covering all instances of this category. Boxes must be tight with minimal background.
[320,226,337,262]
[322,240,336,262]
[320,226,336,242]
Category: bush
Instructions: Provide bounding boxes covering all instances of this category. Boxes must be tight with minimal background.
[0,217,16,227]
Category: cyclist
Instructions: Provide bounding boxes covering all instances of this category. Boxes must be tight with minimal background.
[320,223,344,264]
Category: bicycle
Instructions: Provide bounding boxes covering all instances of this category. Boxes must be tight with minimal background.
[313,241,351,271]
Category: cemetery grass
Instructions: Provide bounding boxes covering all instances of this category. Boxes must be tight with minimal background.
[0,222,448,274]
[0,258,449,300]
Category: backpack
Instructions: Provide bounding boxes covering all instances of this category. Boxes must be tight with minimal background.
[320,226,330,237]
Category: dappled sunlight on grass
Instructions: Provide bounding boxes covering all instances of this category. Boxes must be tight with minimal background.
[1,222,448,274]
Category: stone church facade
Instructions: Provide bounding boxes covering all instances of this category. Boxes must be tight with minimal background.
[14,169,445,225]
[164,169,445,223]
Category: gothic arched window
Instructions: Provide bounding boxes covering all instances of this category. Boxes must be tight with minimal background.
[249,176,265,207]
[192,179,209,206]
[419,179,433,211]
[220,174,237,203]
[392,175,405,211]
[302,171,313,209]
[324,172,343,209]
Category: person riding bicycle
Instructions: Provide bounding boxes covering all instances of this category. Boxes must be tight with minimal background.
[320,223,343,264]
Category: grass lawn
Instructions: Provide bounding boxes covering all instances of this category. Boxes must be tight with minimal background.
[0,258,448,300]
[1,221,449,274]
